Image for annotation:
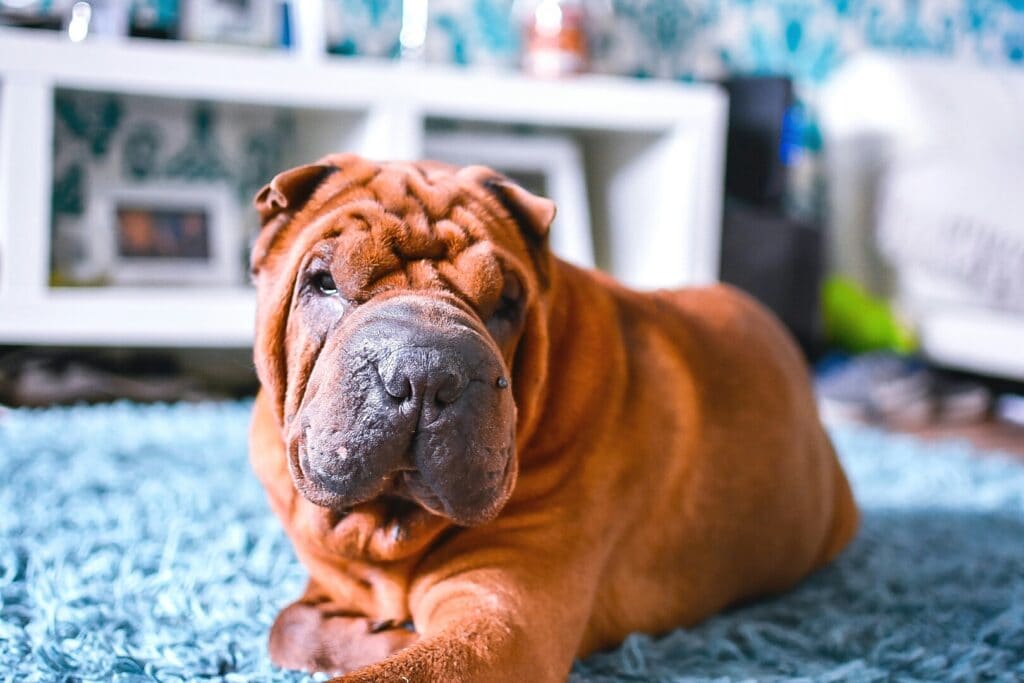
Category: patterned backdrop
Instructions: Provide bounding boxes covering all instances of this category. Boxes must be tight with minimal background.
[373,0,1024,81]
[595,0,1023,80]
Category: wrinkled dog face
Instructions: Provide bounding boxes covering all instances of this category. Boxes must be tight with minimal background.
[251,156,555,528]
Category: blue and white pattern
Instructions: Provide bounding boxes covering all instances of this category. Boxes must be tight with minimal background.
[325,0,405,57]
[419,0,1024,80]
[425,0,521,67]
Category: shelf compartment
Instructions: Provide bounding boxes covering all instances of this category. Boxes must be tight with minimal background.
[0,287,255,347]
[48,88,386,290]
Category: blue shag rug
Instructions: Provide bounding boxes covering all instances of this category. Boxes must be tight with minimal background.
[1,402,1023,682]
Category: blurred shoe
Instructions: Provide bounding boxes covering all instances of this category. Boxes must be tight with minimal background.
[816,352,931,425]
[995,394,1024,428]
[816,353,992,428]
[932,375,991,425]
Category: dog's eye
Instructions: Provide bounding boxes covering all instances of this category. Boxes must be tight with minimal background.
[492,272,523,322]
[310,271,338,296]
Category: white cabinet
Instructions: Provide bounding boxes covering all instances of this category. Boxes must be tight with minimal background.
[0,28,726,347]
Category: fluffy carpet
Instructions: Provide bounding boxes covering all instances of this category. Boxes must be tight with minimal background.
[1,402,1022,682]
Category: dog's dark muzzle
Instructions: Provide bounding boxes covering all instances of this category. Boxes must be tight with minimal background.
[291,294,517,527]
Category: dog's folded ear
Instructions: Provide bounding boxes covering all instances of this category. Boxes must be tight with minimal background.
[460,167,557,286]
[480,175,557,241]
[251,163,337,275]
[255,163,335,225]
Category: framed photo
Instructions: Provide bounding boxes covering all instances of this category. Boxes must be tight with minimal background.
[181,0,279,46]
[85,184,241,286]
[424,132,595,269]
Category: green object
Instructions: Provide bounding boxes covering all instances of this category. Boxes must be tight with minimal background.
[822,276,917,354]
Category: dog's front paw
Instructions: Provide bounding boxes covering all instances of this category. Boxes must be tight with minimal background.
[269,600,417,674]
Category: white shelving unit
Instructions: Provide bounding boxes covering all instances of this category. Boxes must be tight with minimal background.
[0,28,727,347]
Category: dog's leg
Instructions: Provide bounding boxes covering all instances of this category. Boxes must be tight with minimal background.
[270,580,418,674]
[331,530,601,683]
[331,572,588,682]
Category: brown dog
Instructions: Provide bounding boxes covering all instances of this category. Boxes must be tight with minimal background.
[248,153,858,682]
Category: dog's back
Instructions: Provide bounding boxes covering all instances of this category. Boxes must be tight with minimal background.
[558,269,859,655]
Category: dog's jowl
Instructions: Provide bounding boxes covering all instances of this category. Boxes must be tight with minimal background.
[248,154,859,682]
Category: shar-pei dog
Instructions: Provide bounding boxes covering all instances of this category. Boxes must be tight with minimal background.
[248,153,858,682]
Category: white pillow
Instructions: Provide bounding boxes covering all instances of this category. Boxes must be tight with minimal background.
[877,155,1024,313]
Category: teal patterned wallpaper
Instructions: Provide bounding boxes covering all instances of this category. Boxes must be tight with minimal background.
[128,0,1024,77]
[588,0,1024,81]
[337,0,1024,82]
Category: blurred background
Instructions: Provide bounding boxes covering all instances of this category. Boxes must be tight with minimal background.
[0,0,1022,450]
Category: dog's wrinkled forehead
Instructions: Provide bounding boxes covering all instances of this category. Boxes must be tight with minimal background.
[321,164,501,301]
[251,154,553,305]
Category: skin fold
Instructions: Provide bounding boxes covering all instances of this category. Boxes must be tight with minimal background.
[248,154,859,682]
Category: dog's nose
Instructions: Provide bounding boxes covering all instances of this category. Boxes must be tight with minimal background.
[377,347,470,407]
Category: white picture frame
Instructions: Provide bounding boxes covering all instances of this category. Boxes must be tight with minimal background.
[84,183,241,286]
[424,132,595,269]
[181,0,279,47]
